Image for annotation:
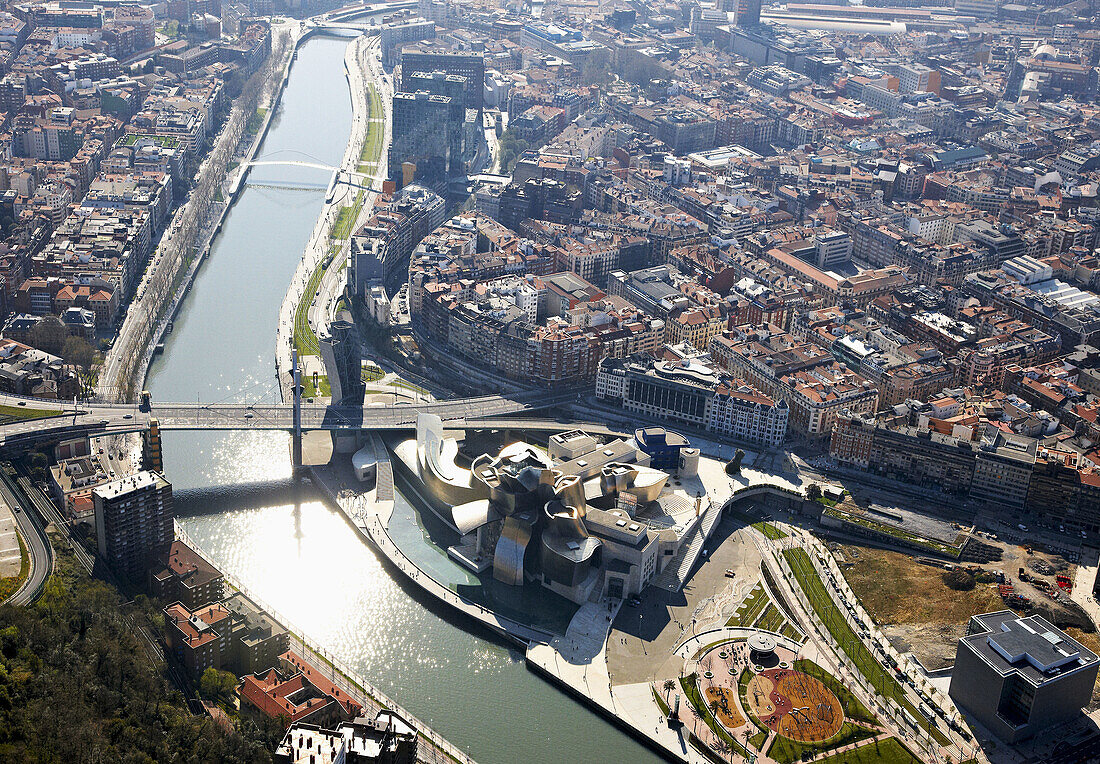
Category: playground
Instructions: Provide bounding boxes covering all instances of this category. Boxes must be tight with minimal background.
[664,629,901,764]
[745,668,844,743]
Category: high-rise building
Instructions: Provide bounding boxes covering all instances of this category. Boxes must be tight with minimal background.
[399,48,485,112]
[388,91,461,189]
[93,470,173,580]
[735,0,762,27]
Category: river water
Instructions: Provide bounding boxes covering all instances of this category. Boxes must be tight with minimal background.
[146,35,661,764]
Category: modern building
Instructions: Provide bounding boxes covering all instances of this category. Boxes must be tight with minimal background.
[398,48,484,112]
[949,611,1099,743]
[597,355,789,446]
[93,470,173,580]
[735,0,762,27]
[393,415,703,603]
[388,91,461,189]
[222,592,290,676]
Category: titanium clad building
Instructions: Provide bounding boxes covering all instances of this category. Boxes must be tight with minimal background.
[949,611,1099,743]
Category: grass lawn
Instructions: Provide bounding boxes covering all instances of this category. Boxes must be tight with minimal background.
[330,191,365,242]
[245,106,267,134]
[813,737,920,764]
[783,548,951,747]
[756,603,783,631]
[748,728,768,752]
[652,685,671,716]
[302,374,330,399]
[0,531,29,602]
[359,84,384,168]
[728,582,768,627]
[0,404,61,424]
[793,659,877,726]
[293,258,326,357]
[766,722,877,764]
[780,623,804,642]
[756,520,787,540]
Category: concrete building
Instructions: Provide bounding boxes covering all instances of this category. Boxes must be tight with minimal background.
[950,611,1099,743]
[597,355,789,446]
[399,48,484,111]
[93,470,173,580]
[164,600,230,678]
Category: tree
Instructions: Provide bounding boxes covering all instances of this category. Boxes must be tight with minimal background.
[805,483,822,502]
[27,316,68,356]
[199,667,238,704]
[61,336,95,371]
[663,678,675,702]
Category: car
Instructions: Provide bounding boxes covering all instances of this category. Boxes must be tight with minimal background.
[99,419,110,425]
[16,401,24,406]
[725,569,735,577]
[123,414,133,419]
[244,413,254,419]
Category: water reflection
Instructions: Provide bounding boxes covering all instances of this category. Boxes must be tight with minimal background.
[150,35,662,764]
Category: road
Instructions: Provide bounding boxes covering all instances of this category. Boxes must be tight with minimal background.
[0,473,52,606]
[287,31,393,400]
[0,389,579,449]
[97,21,299,402]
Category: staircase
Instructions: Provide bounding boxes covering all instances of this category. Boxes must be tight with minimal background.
[650,505,724,592]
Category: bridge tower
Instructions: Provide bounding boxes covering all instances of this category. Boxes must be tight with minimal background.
[291,347,303,468]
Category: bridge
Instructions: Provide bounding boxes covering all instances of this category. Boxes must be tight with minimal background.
[244,155,377,194]
[0,390,582,450]
[247,159,339,172]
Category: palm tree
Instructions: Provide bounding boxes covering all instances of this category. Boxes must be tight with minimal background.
[715,739,734,763]
[663,678,675,704]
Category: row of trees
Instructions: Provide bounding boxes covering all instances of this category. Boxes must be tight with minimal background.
[107,29,292,401]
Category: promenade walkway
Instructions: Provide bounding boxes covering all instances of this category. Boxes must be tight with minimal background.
[175,522,477,764]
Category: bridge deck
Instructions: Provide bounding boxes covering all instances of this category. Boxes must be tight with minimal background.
[0,391,584,445]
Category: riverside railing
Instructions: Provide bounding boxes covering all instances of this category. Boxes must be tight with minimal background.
[173,521,478,764]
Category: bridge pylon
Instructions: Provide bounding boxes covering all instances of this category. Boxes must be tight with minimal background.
[291,347,303,469]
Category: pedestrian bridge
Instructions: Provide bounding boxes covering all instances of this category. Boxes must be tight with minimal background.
[247,159,339,173]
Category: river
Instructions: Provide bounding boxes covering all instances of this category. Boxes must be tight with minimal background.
[145,34,662,764]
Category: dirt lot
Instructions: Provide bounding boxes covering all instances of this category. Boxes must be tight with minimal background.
[1067,628,1100,710]
[838,540,1097,676]
[837,544,1003,669]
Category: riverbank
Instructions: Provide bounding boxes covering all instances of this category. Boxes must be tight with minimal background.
[174,521,480,764]
[300,435,821,764]
[275,31,386,403]
[97,21,301,402]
